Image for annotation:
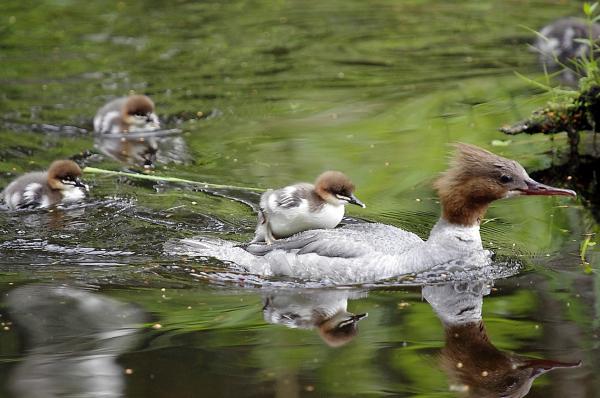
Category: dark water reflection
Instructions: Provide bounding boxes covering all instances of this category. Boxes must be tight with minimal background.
[5,284,146,398]
[0,279,588,398]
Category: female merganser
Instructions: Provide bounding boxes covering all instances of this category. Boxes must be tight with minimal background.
[534,17,600,70]
[172,144,575,284]
[252,170,366,244]
[93,95,160,134]
[1,160,88,210]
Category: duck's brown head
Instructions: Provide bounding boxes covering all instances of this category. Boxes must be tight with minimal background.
[47,160,86,191]
[433,144,576,226]
[314,171,365,208]
[121,95,160,131]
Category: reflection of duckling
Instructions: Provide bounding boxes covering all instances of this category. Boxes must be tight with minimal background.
[262,290,367,347]
[253,171,365,244]
[94,134,158,169]
[2,160,88,210]
[94,95,160,134]
[423,282,580,398]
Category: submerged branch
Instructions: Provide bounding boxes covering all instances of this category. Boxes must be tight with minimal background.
[83,167,265,192]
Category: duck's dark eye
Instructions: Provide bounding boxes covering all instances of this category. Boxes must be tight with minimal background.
[500,175,513,183]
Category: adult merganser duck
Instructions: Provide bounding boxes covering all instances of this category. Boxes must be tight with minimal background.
[2,160,88,210]
[93,95,160,134]
[171,144,575,284]
[534,17,600,70]
[252,171,365,244]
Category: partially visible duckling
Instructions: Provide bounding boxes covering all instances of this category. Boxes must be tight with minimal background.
[93,95,160,134]
[253,171,365,244]
[2,160,88,210]
[534,17,600,70]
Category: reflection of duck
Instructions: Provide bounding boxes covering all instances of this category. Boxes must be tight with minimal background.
[262,289,367,347]
[423,282,580,398]
[172,144,575,284]
[6,284,146,398]
[94,95,160,134]
[2,160,88,210]
[253,171,365,244]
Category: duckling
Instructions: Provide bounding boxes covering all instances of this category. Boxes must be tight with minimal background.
[2,160,88,210]
[253,171,365,244]
[93,95,160,134]
[534,17,600,69]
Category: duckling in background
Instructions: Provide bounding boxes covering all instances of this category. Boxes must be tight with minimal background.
[534,17,600,71]
[253,171,365,244]
[93,95,160,134]
[2,160,88,210]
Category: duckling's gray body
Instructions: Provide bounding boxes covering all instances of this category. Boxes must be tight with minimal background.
[94,96,160,134]
[2,160,87,210]
[94,97,128,134]
[2,172,62,210]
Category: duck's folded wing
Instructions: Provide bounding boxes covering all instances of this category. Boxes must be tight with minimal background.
[245,223,421,259]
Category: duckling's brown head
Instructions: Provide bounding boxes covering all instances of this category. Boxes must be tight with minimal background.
[434,143,575,226]
[47,160,85,191]
[314,171,365,208]
[121,95,159,130]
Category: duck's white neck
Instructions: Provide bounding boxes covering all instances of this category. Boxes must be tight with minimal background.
[428,218,483,249]
[386,218,486,277]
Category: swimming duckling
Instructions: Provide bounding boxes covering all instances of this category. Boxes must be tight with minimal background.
[2,160,88,210]
[93,95,160,134]
[534,17,600,70]
[253,171,365,244]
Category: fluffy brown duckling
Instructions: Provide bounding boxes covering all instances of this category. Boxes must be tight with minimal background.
[2,160,88,210]
[252,170,365,244]
[93,95,160,134]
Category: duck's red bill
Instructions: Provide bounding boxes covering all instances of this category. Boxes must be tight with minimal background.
[519,178,576,197]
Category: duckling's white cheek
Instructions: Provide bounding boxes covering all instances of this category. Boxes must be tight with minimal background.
[61,186,86,202]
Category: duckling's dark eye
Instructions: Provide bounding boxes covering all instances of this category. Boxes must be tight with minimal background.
[500,175,513,184]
